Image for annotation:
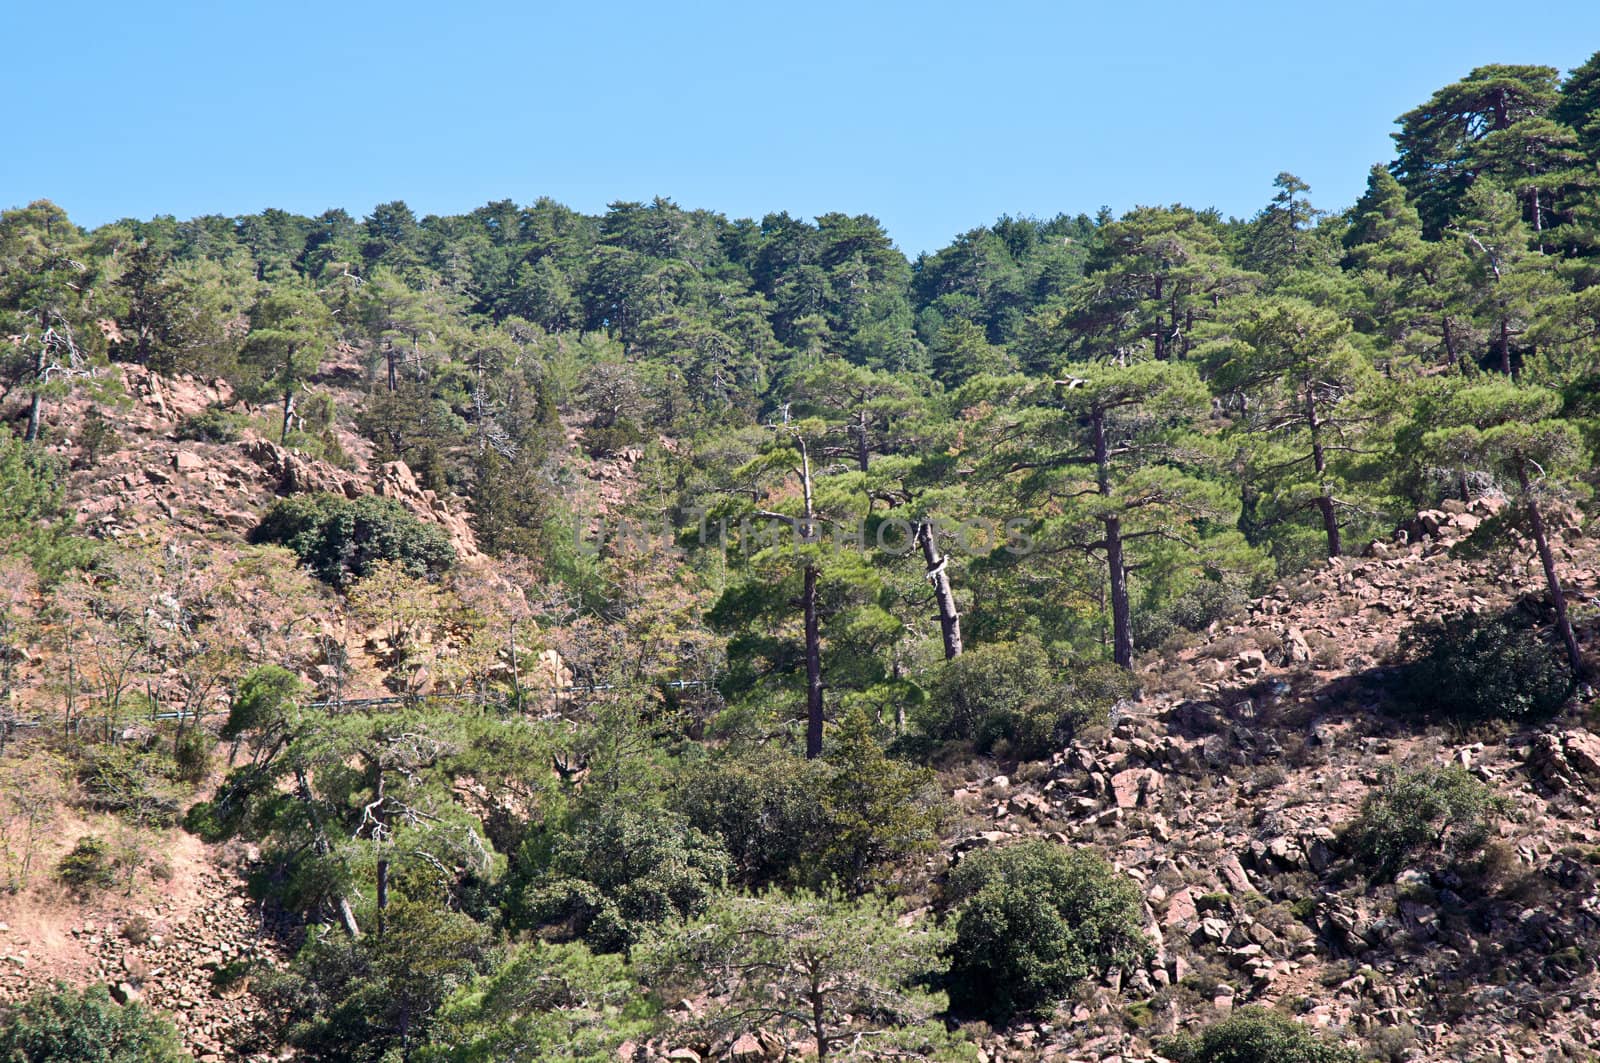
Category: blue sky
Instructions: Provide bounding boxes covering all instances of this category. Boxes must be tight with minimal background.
[5,1,1600,255]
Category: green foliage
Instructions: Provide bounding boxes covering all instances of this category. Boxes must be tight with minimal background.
[816,708,943,892]
[1157,1007,1359,1063]
[419,941,654,1063]
[1398,611,1572,721]
[638,890,961,1060]
[944,840,1151,1022]
[923,636,1131,759]
[508,799,730,954]
[674,747,830,887]
[0,983,190,1063]
[171,728,212,784]
[221,665,305,740]
[1341,764,1506,881]
[75,747,181,827]
[259,896,491,1063]
[56,836,116,893]
[0,427,90,577]
[173,404,245,443]
[250,493,455,586]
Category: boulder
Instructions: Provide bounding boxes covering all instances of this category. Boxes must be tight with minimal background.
[1110,767,1164,809]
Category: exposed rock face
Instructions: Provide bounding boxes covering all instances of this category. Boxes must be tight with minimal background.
[373,460,482,560]
[931,501,1600,1061]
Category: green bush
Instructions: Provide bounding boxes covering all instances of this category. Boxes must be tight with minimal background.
[75,747,180,827]
[0,983,189,1062]
[249,493,454,586]
[1398,611,1572,722]
[675,748,830,887]
[56,836,116,893]
[419,941,652,1063]
[924,637,1130,760]
[507,800,731,954]
[256,896,490,1063]
[944,839,1151,1022]
[1157,1007,1358,1063]
[676,716,942,893]
[581,418,646,458]
[1341,764,1506,882]
[172,403,243,444]
[0,426,92,578]
[171,729,212,784]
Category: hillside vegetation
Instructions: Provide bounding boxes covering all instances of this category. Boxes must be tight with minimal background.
[3,57,1600,1063]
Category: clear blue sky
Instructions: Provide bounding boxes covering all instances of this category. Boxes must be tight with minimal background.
[5,1,1600,256]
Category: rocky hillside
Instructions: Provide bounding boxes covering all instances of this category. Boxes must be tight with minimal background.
[940,498,1600,1062]
[4,369,1600,1063]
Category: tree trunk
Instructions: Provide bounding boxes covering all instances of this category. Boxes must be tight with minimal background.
[1498,318,1513,376]
[386,346,397,392]
[376,857,390,938]
[1092,408,1134,669]
[811,982,828,1062]
[1519,465,1583,675]
[280,388,295,444]
[854,407,870,473]
[916,521,963,660]
[1106,516,1133,668]
[24,391,42,443]
[803,562,823,758]
[295,768,361,938]
[1306,386,1342,558]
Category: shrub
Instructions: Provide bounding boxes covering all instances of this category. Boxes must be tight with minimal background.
[173,403,244,444]
[56,836,116,893]
[1341,764,1506,882]
[171,729,212,784]
[923,637,1130,760]
[507,800,731,954]
[816,708,944,892]
[675,748,830,887]
[420,941,652,1063]
[1398,611,1572,722]
[944,840,1151,1022]
[256,896,490,1063]
[249,493,454,586]
[0,983,189,1062]
[75,747,180,827]
[1157,1007,1358,1063]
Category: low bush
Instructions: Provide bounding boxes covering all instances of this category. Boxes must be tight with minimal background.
[1341,764,1506,882]
[249,493,454,586]
[56,836,116,893]
[944,839,1151,1022]
[1157,1007,1358,1063]
[173,403,244,444]
[922,636,1131,760]
[1398,611,1572,722]
[507,800,731,954]
[0,983,189,1062]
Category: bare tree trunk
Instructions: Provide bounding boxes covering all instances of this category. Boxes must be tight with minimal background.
[295,768,361,938]
[811,980,829,1062]
[1106,516,1133,668]
[376,857,389,938]
[1306,386,1342,558]
[1519,464,1583,675]
[280,388,295,444]
[1092,409,1134,669]
[854,407,870,473]
[24,391,42,443]
[916,521,963,660]
[803,562,823,758]
[1498,318,1513,376]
